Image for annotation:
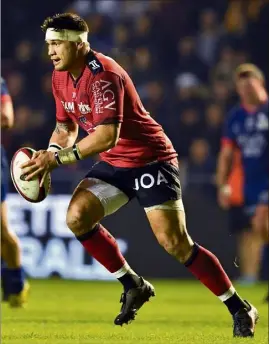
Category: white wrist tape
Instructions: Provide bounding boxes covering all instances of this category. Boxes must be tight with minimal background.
[220,184,231,196]
[47,143,63,153]
[45,28,88,42]
[54,145,82,165]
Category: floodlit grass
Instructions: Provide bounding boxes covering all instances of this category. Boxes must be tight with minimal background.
[1,279,268,344]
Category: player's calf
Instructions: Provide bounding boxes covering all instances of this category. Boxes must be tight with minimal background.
[146,203,258,337]
[67,179,154,323]
[1,202,26,301]
[252,204,269,242]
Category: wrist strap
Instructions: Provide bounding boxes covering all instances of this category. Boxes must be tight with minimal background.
[54,145,83,165]
[48,143,63,152]
[72,144,82,160]
[54,152,63,165]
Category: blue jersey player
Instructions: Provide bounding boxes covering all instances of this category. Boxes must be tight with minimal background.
[1,77,29,306]
[217,64,268,301]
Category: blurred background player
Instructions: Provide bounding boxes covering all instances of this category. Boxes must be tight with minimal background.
[1,77,29,307]
[20,13,259,336]
[221,148,264,286]
[217,63,269,300]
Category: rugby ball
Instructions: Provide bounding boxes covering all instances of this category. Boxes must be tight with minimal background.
[10,147,51,203]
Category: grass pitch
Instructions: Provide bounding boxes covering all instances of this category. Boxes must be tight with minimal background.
[1,279,268,344]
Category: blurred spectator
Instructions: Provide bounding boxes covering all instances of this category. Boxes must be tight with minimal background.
[234,50,249,65]
[196,8,223,65]
[6,72,28,105]
[132,47,157,89]
[67,0,93,17]
[203,103,224,154]
[121,0,150,19]
[175,36,209,83]
[210,46,236,86]
[210,79,232,108]
[173,73,206,114]
[132,14,156,48]
[113,24,130,50]
[142,80,171,129]
[186,138,216,196]
[14,40,33,64]
[225,0,247,35]
[170,107,202,158]
[86,14,113,53]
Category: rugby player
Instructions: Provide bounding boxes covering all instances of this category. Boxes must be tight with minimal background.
[217,64,268,301]
[1,77,29,306]
[21,13,258,336]
[222,149,263,285]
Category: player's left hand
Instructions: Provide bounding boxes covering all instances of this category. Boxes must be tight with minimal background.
[20,150,58,186]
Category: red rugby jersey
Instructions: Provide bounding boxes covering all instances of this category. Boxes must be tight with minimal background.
[52,50,177,167]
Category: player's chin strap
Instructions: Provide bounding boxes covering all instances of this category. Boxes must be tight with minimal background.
[45,28,88,43]
[54,145,83,165]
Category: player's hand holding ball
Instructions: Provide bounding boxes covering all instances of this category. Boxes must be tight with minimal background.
[20,149,57,186]
[10,147,56,203]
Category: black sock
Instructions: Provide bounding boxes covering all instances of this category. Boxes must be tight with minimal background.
[224,292,250,315]
[118,273,141,292]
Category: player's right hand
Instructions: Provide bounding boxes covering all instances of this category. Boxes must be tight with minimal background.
[218,185,231,210]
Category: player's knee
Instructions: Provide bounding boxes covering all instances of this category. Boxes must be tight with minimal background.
[66,204,99,236]
[252,214,266,235]
[1,226,15,247]
[157,223,193,263]
[1,223,9,243]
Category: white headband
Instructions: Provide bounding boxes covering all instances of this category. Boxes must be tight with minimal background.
[45,28,88,42]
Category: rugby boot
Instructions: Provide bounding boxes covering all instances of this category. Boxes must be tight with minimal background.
[233,300,259,337]
[9,280,30,308]
[114,277,155,325]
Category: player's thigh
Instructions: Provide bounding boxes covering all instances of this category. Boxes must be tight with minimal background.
[133,160,194,255]
[228,206,251,235]
[252,203,269,240]
[67,177,129,234]
[67,179,105,230]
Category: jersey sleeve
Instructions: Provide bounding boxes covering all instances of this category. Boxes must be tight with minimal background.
[52,73,71,122]
[89,71,124,126]
[1,78,11,103]
[221,111,237,147]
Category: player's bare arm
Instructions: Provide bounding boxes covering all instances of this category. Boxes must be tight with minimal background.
[76,123,121,157]
[216,144,234,209]
[20,122,121,183]
[1,98,14,129]
[50,120,79,149]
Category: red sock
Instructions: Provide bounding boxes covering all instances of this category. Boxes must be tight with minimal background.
[185,243,232,296]
[76,224,125,273]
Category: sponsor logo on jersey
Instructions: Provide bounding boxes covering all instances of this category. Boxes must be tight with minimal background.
[92,79,116,114]
[78,116,88,125]
[256,113,268,130]
[245,116,255,131]
[61,101,91,115]
[78,102,91,115]
[133,171,168,190]
[87,52,103,75]
[89,60,101,70]
[61,101,75,113]
[237,133,267,157]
